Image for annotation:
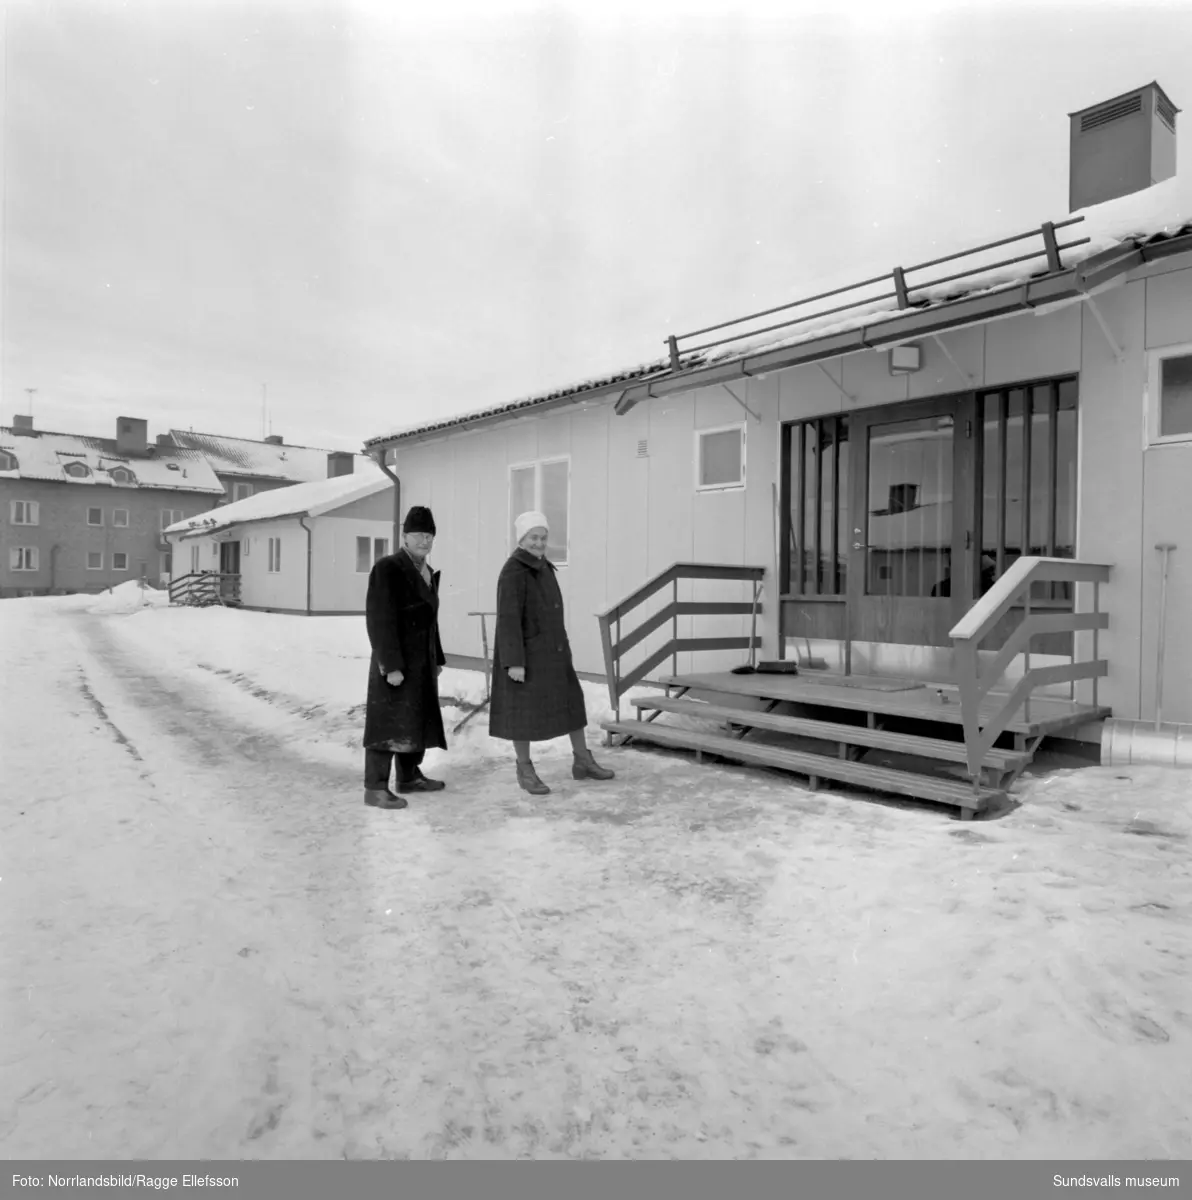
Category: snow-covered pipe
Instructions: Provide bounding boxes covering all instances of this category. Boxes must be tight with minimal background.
[298,516,313,614]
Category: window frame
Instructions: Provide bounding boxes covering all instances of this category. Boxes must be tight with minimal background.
[355,536,371,574]
[782,414,850,597]
[232,482,255,502]
[694,422,747,492]
[507,455,571,565]
[112,508,129,528]
[11,500,39,525]
[1147,342,1192,446]
[0,450,18,471]
[267,537,282,573]
[160,509,184,532]
[63,460,91,479]
[87,507,104,527]
[10,546,39,571]
[113,552,129,571]
[87,551,104,571]
[109,467,135,485]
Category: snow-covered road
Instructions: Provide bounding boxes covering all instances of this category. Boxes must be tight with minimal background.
[2,595,1189,1160]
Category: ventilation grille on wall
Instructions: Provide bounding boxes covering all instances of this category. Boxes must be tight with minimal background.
[1080,92,1143,133]
[637,439,649,458]
[1156,92,1178,131]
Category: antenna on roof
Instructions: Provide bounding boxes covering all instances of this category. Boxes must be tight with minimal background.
[262,383,268,440]
[24,387,36,417]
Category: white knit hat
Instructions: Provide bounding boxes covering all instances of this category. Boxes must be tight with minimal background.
[514,510,549,546]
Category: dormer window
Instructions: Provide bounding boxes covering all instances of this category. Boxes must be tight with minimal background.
[63,461,91,479]
[0,450,17,471]
[109,467,135,485]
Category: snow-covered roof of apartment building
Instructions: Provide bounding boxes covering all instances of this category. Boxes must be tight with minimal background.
[0,427,225,493]
[365,172,1192,449]
[164,461,389,538]
[167,430,374,483]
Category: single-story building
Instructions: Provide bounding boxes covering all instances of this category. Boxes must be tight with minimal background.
[362,82,1192,751]
[164,459,391,614]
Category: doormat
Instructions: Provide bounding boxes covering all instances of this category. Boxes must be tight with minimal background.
[800,674,926,692]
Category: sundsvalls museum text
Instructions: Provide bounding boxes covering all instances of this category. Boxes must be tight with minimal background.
[11,1177,237,1190]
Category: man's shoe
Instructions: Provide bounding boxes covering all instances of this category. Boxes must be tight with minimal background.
[364,788,408,810]
[397,774,446,794]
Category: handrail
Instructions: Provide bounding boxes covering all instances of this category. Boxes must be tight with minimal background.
[168,570,241,607]
[950,556,1111,790]
[596,561,766,719]
[665,217,1087,369]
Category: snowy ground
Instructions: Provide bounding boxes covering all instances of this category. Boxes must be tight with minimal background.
[1,582,1189,1160]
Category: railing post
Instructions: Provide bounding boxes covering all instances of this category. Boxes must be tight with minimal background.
[1041,221,1062,273]
[667,335,681,372]
[892,266,910,309]
[1092,581,1101,709]
[1023,591,1032,724]
[672,579,679,677]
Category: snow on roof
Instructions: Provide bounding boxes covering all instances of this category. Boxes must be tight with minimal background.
[168,430,374,483]
[365,172,1192,447]
[0,428,224,492]
[164,461,389,537]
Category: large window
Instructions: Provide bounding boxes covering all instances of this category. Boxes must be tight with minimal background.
[977,378,1077,597]
[784,415,849,594]
[161,509,184,531]
[509,458,569,564]
[10,547,38,571]
[10,500,39,525]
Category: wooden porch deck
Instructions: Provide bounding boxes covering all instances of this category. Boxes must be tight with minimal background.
[655,671,1110,739]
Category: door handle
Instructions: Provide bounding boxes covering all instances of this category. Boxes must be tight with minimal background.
[853,542,864,550]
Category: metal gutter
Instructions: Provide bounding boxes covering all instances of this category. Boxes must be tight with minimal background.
[298,516,314,614]
[371,452,402,551]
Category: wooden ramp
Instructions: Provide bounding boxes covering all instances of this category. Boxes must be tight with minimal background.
[601,671,1110,819]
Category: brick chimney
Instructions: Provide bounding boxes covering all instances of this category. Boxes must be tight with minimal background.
[11,414,35,437]
[264,434,284,446]
[327,451,354,478]
[116,416,149,456]
[1069,81,1178,211]
[156,433,173,448]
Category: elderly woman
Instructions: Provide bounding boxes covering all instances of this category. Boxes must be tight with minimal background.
[489,510,615,795]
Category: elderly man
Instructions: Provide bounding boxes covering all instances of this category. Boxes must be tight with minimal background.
[362,505,448,809]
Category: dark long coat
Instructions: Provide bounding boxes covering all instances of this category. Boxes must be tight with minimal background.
[489,548,587,742]
[362,548,447,754]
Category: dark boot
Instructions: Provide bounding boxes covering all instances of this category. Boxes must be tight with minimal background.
[364,788,408,810]
[397,773,446,794]
[516,761,551,795]
[572,748,615,781]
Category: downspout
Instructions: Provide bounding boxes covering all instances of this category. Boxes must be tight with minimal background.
[370,449,401,551]
[298,516,313,614]
[49,544,60,593]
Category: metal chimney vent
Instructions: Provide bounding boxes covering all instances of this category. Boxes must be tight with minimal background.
[1069,81,1179,212]
[1080,93,1142,133]
[637,439,649,458]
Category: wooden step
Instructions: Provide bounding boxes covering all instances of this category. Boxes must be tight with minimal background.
[632,696,1028,772]
[601,720,1003,815]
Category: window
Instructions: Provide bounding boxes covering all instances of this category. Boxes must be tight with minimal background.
[1148,346,1192,444]
[113,508,129,527]
[109,467,135,485]
[0,451,18,471]
[10,547,39,571]
[160,509,184,531]
[232,482,254,502]
[509,458,570,564]
[87,507,103,526]
[697,424,746,490]
[10,500,39,525]
[63,461,90,478]
[268,537,281,572]
[356,536,391,572]
[87,552,103,570]
[784,416,850,594]
[113,553,129,571]
[978,378,1078,599]
[190,545,201,573]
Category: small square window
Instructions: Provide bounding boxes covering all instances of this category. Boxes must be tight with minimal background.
[697,426,745,489]
[87,507,103,526]
[113,508,129,527]
[87,552,103,570]
[113,553,129,571]
[232,482,254,502]
[356,536,371,573]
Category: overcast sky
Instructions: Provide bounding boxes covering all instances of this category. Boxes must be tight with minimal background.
[2,0,1190,452]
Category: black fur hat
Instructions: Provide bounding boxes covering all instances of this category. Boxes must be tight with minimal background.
[402,506,436,535]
